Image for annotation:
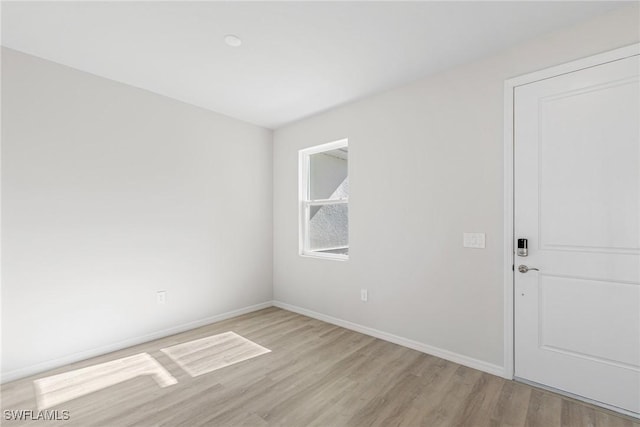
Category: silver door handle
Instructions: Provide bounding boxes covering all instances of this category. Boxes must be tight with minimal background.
[518,265,539,273]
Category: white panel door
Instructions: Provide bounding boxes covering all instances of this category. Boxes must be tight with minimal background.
[514,54,640,415]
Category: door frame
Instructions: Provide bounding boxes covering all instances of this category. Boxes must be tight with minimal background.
[502,43,640,381]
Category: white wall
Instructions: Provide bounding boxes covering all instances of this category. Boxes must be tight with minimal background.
[1,48,273,379]
[273,5,640,371]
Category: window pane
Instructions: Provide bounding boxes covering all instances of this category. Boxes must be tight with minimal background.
[309,203,348,254]
[309,148,348,200]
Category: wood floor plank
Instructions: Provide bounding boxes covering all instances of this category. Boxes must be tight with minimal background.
[524,388,562,427]
[416,365,484,427]
[490,380,533,427]
[394,357,462,426]
[595,410,639,427]
[450,372,505,427]
[1,307,637,427]
[561,398,596,427]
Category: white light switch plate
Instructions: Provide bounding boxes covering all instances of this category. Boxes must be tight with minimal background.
[463,233,486,249]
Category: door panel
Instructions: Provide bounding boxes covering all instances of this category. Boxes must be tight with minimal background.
[539,275,639,368]
[539,77,639,251]
[514,54,640,415]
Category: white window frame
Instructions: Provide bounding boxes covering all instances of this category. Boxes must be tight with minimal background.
[299,138,349,261]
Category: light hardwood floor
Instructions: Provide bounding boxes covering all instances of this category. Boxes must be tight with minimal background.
[2,307,638,426]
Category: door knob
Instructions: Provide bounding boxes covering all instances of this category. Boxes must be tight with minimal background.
[518,265,539,273]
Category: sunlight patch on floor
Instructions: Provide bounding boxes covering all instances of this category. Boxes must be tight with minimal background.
[160,331,271,377]
[33,353,176,410]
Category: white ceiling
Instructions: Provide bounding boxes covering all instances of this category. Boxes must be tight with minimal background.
[1,1,628,129]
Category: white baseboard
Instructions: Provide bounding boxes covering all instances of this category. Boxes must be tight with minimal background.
[273,300,506,378]
[4,300,507,383]
[1,301,273,383]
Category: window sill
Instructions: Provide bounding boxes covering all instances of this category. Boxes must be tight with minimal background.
[299,252,349,261]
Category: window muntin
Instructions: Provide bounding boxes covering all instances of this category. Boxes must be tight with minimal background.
[299,140,349,260]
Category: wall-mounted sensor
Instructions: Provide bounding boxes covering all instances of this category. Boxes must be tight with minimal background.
[517,238,528,257]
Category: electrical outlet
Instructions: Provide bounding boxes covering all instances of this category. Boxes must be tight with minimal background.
[360,289,368,302]
[157,291,166,305]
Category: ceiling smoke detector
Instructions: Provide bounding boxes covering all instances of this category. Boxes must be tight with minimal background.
[224,34,242,47]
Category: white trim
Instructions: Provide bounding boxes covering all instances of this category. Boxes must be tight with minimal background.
[505,44,640,88]
[299,146,311,255]
[503,77,515,380]
[308,245,348,252]
[502,43,640,380]
[304,198,348,206]
[1,301,273,383]
[273,300,505,378]
[299,251,348,261]
[299,138,349,157]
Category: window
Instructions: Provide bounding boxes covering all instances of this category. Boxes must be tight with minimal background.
[299,139,349,260]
